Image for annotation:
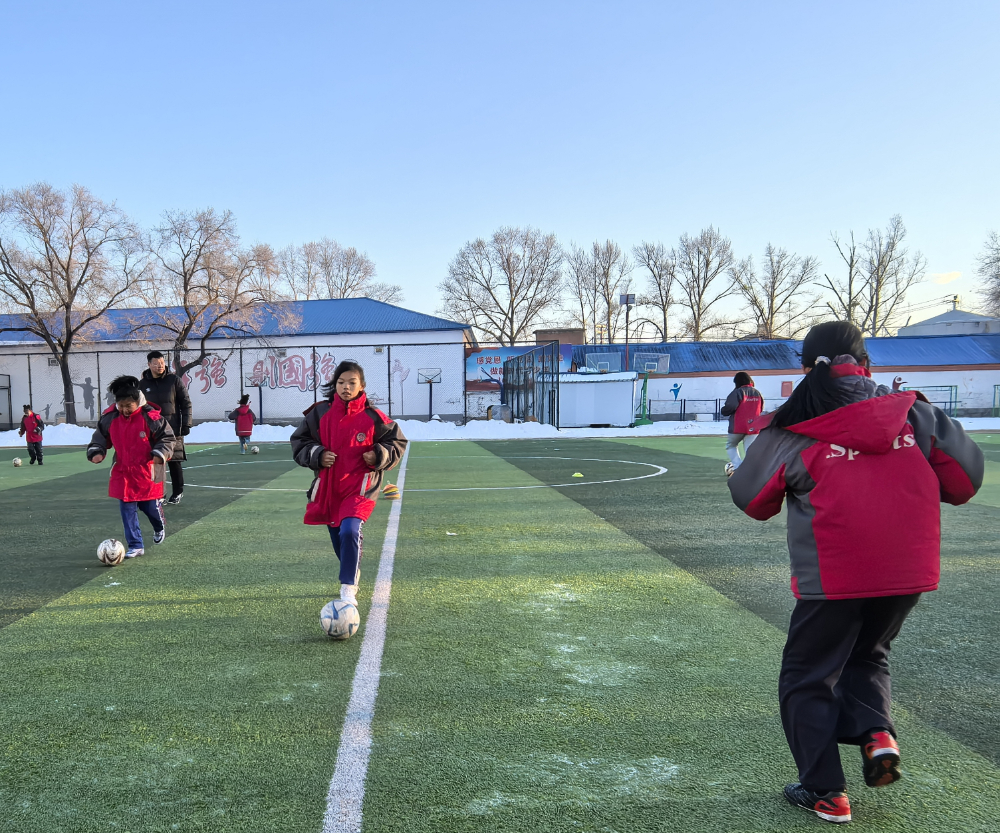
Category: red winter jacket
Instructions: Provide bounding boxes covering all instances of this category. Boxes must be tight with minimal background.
[721,385,764,434]
[229,404,257,437]
[19,412,44,443]
[728,365,983,600]
[87,399,176,501]
[290,391,407,526]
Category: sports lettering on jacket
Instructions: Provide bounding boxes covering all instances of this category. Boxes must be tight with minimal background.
[825,432,916,460]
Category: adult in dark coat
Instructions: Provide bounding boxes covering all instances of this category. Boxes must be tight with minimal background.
[141,350,193,504]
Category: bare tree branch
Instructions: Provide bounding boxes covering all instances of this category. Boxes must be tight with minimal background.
[673,226,737,340]
[978,230,1000,317]
[0,183,149,423]
[632,241,675,340]
[733,244,820,338]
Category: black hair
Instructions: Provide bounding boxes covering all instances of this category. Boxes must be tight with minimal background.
[23,404,31,412]
[147,350,164,362]
[108,375,142,403]
[239,394,250,405]
[321,361,366,400]
[771,321,869,428]
[734,371,753,388]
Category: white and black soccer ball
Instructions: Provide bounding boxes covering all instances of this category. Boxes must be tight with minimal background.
[97,538,126,566]
[320,599,360,640]
[251,446,260,454]
[12,458,22,467]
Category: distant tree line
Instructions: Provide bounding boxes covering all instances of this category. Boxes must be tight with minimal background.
[437,217,955,346]
[0,182,398,423]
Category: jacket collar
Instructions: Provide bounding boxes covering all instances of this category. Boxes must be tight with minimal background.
[331,391,368,416]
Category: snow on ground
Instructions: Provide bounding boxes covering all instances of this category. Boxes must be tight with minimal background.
[4,416,1000,448]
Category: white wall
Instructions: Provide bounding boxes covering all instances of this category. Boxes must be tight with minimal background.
[560,376,636,427]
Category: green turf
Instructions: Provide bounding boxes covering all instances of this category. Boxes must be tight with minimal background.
[0,463,389,833]
[362,441,1000,831]
[0,444,298,629]
[2,436,1000,831]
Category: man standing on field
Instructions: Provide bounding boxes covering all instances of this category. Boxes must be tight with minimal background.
[141,350,192,505]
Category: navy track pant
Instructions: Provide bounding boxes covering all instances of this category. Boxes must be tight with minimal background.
[779,593,921,792]
[328,518,364,586]
[119,499,165,550]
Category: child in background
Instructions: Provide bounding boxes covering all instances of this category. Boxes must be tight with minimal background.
[18,405,45,465]
[290,361,407,617]
[728,321,984,824]
[720,371,763,476]
[229,394,257,454]
[87,376,175,559]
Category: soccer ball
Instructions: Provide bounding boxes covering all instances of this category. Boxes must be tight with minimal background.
[97,538,126,566]
[320,599,360,640]
[251,446,260,454]
[12,458,22,467]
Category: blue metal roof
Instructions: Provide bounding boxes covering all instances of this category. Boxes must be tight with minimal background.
[0,298,472,344]
[572,334,1000,373]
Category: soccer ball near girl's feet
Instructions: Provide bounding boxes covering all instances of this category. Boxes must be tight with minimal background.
[320,599,360,640]
[12,458,22,467]
[97,538,126,566]
[251,446,259,454]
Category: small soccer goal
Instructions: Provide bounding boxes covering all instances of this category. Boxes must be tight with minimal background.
[903,384,958,416]
[632,353,671,374]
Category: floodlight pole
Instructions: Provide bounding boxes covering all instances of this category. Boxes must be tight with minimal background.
[620,293,635,371]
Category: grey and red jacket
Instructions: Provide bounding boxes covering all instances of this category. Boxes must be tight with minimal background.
[87,395,176,502]
[229,404,257,437]
[19,413,44,443]
[290,391,407,526]
[728,363,983,600]
[721,385,763,434]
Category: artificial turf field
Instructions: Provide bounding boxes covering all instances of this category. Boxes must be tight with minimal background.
[1,436,1000,832]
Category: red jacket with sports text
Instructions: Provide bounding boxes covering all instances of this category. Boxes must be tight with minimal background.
[86,398,176,502]
[728,364,983,600]
[721,385,764,434]
[290,391,408,527]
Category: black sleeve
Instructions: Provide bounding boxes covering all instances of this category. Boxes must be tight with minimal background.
[175,376,193,427]
[720,388,742,417]
[87,414,113,461]
[290,409,326,471]
[369,411,408,471]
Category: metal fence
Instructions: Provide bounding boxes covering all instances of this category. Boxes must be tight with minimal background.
[903,385,958,417]
[502,341,560,427]
[648,399,723,421]
[0,342,467,426]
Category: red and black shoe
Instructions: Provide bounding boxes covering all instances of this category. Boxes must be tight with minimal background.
[784,783,852,824]
[862,730,901,787]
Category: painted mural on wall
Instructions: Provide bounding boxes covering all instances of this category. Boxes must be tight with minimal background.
[181,356,229,394]
[464,345,574,392]
[247,351,337,391]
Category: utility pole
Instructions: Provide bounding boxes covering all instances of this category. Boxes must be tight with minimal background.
[620,293,635,371]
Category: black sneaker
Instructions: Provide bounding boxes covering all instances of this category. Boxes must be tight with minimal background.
[166,493,183,505]
[29,459,35,465]
[861,730,901,787]
[784,783,852,824]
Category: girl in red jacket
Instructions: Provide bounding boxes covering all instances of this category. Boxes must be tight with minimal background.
[720,371,763,475]
[229,394,257,454]
[728,321,984,824]
[87,376,175,559]
[290,361,407,615]
[18,404,45,465]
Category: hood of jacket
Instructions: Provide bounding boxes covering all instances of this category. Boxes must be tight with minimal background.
[786,377,917,452]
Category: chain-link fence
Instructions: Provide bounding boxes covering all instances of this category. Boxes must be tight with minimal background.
[501,342,560,427]
[0,342,467,426]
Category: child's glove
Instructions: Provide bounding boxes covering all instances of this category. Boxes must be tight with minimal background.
[180,425,191,436]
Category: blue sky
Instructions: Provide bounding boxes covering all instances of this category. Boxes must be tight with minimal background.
[2,1,997,324]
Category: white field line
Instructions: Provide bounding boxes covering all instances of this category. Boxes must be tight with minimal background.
[322,445,410,833]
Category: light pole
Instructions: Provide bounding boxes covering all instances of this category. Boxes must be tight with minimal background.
[620,293,635,371]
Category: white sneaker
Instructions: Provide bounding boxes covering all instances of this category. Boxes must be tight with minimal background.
[340,584,358,606]
[153,529,166,544]
[125,548,144,558]
[724,463,736,478]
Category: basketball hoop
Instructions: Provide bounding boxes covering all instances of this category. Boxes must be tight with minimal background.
[417,368,442,420]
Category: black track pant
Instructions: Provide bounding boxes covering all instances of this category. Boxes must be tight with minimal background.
[168,460,184,497]
[27,442,43,463]
[779,593,920,792]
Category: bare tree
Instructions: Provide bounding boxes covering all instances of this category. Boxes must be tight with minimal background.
[132,209,296,376]
[563,243,599,342]
[733,244,820,338]
[978,230,1000,317]
[632,241,675,340]
[673,226,738,340]
[592,240,634,341]
[820,232,864,326]
[437,226,563,345]
[820,217,925,336]
[0,183,149,423]
[279,238,402,304]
